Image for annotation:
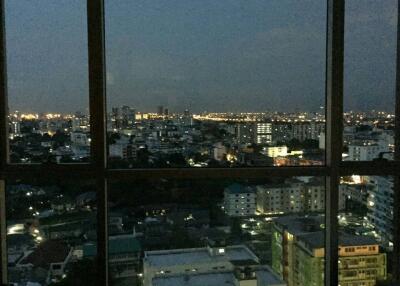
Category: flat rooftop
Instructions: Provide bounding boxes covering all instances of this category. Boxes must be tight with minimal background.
[152,272,236,286]
[274,215,324,236]
[298,231,379,250]
[144,245,258,268]
[152,267,286,286]
[225,183,256,194]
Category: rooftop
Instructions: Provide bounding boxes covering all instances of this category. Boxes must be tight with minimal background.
[225,183,255,194]
[274,215,324,236]
[152,271,236,286]
[298,231,379,251]
[83,234,141,257]
[144,245,258,268]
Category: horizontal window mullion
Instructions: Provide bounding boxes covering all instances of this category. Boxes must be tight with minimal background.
[339,161,400,176]
[106,166,330,181]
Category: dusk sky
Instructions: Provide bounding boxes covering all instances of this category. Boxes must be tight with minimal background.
[5,0,398,113]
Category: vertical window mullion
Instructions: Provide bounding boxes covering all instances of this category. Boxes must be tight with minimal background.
[87,0,108,285]
[0,180,7,285]
[0,0,7,171]
[0,0,7,283]
[325,0,345,286]
[392,1,400,282]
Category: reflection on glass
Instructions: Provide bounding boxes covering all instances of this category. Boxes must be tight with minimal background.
[107,177,325,286]
[5,1,90,164]
[339,176,393,284]
[105,0,327,168]
[6,179,97,285]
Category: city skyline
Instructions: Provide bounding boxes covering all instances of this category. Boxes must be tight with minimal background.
[5,0,398,113]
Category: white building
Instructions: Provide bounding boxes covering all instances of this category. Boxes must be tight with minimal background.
[264,146,288,158]
[347,143,385,161]
[143,242,285,286]
[224,184,257,217]
[318,132,325,150]
[366,176,394,245]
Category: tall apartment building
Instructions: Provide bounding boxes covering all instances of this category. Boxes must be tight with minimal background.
[236,122,272,145]
[256,178,346,215]
[366,176,394,245]
[256,122,272,144]
[120,105,136,129]
[292,122,325,142]
[271,216,386,286]
[256,179,304,215]
[271,122,292,144]
[347,143,385,161]
[224,183,257,217]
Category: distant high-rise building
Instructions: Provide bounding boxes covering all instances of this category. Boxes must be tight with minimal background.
[72,112,89,132]
[292,122,325,142]
[164,108,169,116]
[157,105,164,115]
[271,122,293,144]
[120,105,136,129]
[236,122,272,145]
[111,107,120,130]
[9,121,21,137]
[255,122,272,144]
[236,123,255,145]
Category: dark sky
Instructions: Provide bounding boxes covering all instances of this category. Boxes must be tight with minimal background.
[5,0,398,113]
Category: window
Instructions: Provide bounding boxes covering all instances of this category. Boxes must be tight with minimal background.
[4,178,98,285]
[342,0,397,162]
[5,0,90,164]
[0,1,399,286]
[105,0,327,169]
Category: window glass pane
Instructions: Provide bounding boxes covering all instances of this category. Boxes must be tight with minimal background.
[5,1,90,164]
[339,176,393,284]
[105,0,327,168]
[343,0,397,162]
[5,178,97,285]
[108,176,325,286]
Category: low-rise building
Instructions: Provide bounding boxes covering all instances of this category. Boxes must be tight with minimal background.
[224,184,257,217]
[143,240,285,286]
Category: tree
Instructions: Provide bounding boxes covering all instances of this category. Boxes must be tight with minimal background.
[49,259,97,286]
